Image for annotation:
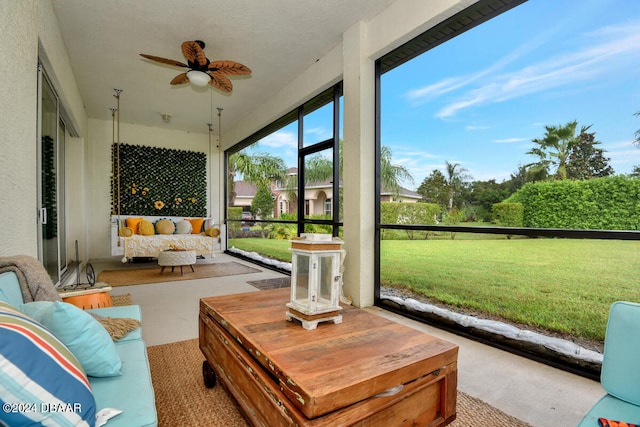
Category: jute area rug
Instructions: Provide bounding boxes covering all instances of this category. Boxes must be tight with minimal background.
[147,338,532,427]
[97,262,261,287]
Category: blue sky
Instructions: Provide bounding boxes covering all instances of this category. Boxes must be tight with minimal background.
[248,0,640,191]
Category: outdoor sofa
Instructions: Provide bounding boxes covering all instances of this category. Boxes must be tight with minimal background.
[110,215,219,260]
[0,256,157,427]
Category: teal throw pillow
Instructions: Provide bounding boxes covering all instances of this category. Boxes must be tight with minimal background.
[21,301,122,377]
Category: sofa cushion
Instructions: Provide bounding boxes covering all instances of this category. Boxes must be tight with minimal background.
[126,217,143,234]
[206,226,221,238]
[119,226,134,237]
[155,219,175,235]
[577,394,640,426]
[139,220,155,236]
[0,301,96,426]
[0,271,24,307]
[175,219,192,235]
[187,217,205,234]
[89,340,158,427]
[21,301,122,377]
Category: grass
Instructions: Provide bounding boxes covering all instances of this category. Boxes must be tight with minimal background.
[228,238,293,261]
[229,236,640,342]
[381,239,640,342]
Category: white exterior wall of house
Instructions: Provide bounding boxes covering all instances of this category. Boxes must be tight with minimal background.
[2,0,473,304]
[0,0,88,258]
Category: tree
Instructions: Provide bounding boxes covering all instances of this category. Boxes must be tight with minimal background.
[630,111,640,176]
[251,185,275,220]
[417,170,448,208]
[566,130,614,180]
[504,164,548,191]
[380,145,414,196]
[467,179,510,221]
[527,120,583,180]
[634,111,640,146]
[302,143,414,199]
[228,152,287,206]
[444,161,470,211]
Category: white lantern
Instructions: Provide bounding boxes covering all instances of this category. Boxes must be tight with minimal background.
[286,233,344,330]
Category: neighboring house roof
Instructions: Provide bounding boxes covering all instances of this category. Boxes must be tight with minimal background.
[381,186,421,200]
[234,181,258,197]
[235,179,421,200]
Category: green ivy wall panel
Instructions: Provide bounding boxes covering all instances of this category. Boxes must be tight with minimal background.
[112,143,207,217]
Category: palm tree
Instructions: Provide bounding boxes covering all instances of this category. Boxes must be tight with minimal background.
[634,111,640,146]
[302,143,413,197]
[227,151,287,206]
[444,161,469,211]
[380,145,414,196]
[527,120,587,180]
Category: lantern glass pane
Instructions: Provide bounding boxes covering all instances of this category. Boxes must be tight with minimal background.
[294,253,310,305]
[318,256,333,308]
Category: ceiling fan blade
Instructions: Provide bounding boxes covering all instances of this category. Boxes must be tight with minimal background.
[208,61,252,75]
[208,72,233,93]
[139,53,188,68]
[170,73,189,85]
[181,41,208,67]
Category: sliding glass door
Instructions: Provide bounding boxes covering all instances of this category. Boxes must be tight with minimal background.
[38,67,67,285]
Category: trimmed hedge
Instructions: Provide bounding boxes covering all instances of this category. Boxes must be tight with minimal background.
[381,202,441,225]
[381,202,441,240]
[505,176,640,230]
[492,203,524,227]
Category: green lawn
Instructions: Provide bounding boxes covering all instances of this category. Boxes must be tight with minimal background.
[229,238,293,261]
[229,237,640,342]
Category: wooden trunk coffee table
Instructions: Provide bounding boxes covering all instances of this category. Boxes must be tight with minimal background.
[199,288,458,427]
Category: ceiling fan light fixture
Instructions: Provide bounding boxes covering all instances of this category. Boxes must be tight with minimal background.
[187,70,210,87]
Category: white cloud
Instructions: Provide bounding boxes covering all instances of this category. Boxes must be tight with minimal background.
[493,137,529,144]
[466,124,491,131]
[258,130,297,149]
[603,139,640,174]
[406,77,466,103]
[406,21,640,119]
[304,126,332,141]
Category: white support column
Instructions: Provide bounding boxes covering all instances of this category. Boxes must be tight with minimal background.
[342,21,376,308]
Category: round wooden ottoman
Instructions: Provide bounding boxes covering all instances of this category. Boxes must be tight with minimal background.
[158,250,196,275]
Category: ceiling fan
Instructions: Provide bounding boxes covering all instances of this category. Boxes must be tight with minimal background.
[140,40,251,92]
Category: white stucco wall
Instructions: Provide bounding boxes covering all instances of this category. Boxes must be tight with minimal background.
[0,1,39,256]
[0,0,88,258]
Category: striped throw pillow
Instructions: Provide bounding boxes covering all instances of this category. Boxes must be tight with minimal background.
[0,301,96,426]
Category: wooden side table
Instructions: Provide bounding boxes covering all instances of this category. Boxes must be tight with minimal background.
[158,250,196,275]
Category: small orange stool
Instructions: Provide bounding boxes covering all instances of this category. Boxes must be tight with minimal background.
[59,286,113,310]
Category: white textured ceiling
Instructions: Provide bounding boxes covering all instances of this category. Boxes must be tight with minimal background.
[50,0,397,136]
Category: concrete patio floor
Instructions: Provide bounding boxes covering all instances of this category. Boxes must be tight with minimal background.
[88,252,604,427]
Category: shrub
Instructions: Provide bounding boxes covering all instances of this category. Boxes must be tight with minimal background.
[442,208,465,239]
[381,202,440,240]
[506,176,640,230]
[492,203,524,227]
[227,207,243,237]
